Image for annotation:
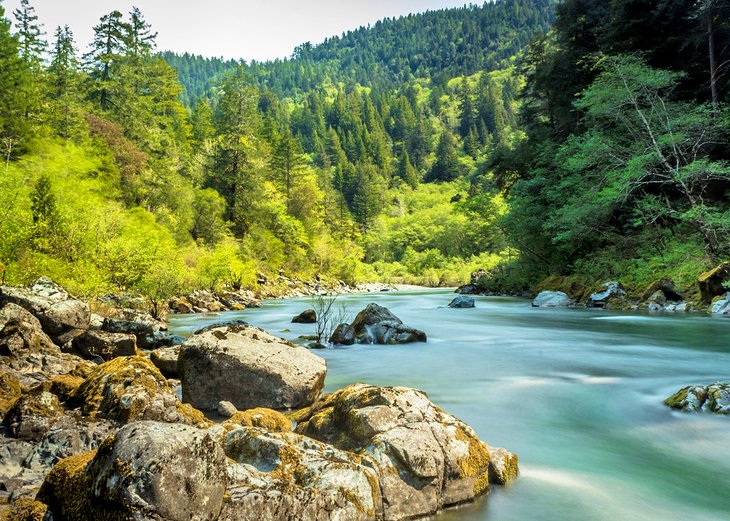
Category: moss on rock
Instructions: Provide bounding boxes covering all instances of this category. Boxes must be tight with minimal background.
[0,371,21,415]
[225,408,292,432]
[2,498,50,521]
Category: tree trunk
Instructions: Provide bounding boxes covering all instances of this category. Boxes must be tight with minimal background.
[708,4,720,113]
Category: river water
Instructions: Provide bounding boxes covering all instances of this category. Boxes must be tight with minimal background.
[168,289,730,521]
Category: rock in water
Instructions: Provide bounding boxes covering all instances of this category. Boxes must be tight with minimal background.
[587,281,626,307]
[215,426,381,521]
[331,303,426,345]
[711,293,730,316]
[665,382,730,415]
[296,383,518,520]
[38,421,227,521]
[532,291,574,308]
[178,325,327,412]
[449,296,476,308]
[292,309,317,323]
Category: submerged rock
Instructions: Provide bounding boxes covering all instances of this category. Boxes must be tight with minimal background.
[331,303,426,345]
[296,383,517,520]
[292,309,317,323]
[532,291,574,308]
[178,325,327,412]
[449,296,476,308]
[665,382,730,415]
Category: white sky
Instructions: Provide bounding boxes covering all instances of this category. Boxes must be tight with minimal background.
[3,0,473,61]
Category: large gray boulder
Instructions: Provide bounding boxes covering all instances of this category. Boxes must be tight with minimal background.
[665,382,730,415]
[296,383,518,520]
[532,291,574,308]
[39,421,227,521]
[178,325,327,412]
[0,278,90,342]
[331,303,426,345]
[214,426,381,521]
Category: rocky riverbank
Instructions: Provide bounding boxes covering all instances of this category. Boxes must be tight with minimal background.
[0,278,517,520]
[457,263,730,316]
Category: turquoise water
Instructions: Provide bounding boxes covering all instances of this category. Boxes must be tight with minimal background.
[169,290,730,521]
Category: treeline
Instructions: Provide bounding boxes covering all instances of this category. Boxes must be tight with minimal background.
[483,0,730,292]
[165,0,555,101]
[0,0,541,298]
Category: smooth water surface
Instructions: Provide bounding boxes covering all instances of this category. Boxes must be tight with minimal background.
[169,290,730,521]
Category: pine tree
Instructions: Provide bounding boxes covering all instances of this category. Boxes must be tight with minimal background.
[12,0,44,64]
[271,131,305,213]
[47,25,82,137]
[457,77,476,138]
[427,130,462,182]
[0,2,27,146]
[397,145,420,188]
[85,10,127,111]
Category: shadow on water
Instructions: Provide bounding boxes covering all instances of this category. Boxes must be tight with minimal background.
[169,289,730,521]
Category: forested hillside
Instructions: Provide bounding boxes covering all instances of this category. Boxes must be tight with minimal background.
[2,0,726,304]
[0,0,552,299]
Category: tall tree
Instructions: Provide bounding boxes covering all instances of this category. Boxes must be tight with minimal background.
[85,10,127,111]
[47,25,82,137]
[0,0,27,148]
[271,131,305,213]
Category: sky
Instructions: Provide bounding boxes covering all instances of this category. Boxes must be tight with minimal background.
[3,0,473,62]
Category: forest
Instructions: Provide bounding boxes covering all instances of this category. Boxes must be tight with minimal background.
[0,0,728,301]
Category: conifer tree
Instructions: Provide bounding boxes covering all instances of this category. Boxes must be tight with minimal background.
[85,10,127,111]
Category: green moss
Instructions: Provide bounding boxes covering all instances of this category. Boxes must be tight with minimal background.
[36,450,128,521]
[535,275,592,301]
[0,371,21,415]
[225,408,291,432]
[3,498,50,521]
[453,425,490,495]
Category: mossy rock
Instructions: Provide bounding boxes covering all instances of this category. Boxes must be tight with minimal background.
[2,498,51,521]
[698,262,730,303]
[48,374,85,402]
[225,408,292,432]
[0,370,21,416]
[36,451,128,521]
[2,385,66,442]
[535,275,592,301]
[70,356,210,427]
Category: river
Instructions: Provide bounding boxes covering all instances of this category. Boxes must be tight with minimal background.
[168,289,730,521]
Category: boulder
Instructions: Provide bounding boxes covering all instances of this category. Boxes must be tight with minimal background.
[192,319,249,335]
[449,296,475,308]
[149,345,180,377]
[2,385,66,442]
[665,382,730,415]
[0,279,90,342]
[331,304,427,345]
[216,426,381,521]
[292,309,317,324]
[217,400,238,418]
[698,263,730,303]
[296,383,517,520]
[641,279,683,302]
[38,421,227,521]
[178,325,327,412]
[711,293,730,316]
[70,356,209,427]
[532,291,574,308]
[0,307,57,357]
[69,330,137,360]
[0,498,50,520]
[101,312,171,350]
[587,281,626,307]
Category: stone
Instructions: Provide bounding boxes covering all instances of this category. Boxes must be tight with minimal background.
[70,355,209,427]
[331,304,427,345]
[698,263,730,303]
[449,296,475,308]
[38,421,227,521]
[330,322,355,345]
[216,426,381,521]
[532,291,574,308]
[217,400,238,418]
[711,293,730,316]
[149,345,180,377]
[192,319,249,335]
[178,325,327,412]
[101,314,168,349]
[169,298,194,314]
[641,279,683,302]
[69,330,137,361]
[2,385,66,442]
[0,280,90,342]
[665,382,730,415]
[292,309,318,324]
[588,281,626,307]
[296,383,517,520]
[0,315,57,357]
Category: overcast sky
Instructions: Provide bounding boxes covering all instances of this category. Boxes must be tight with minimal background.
[3,0,473,61]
